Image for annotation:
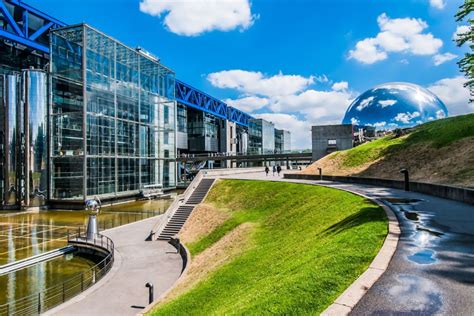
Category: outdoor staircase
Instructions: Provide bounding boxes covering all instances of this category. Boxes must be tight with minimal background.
[186,178,216,204]
[157,178,215,241]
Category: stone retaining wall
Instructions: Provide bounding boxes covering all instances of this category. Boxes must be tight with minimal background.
[284,173,474,205]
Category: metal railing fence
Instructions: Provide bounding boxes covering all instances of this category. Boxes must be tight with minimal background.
[0,231,114,316]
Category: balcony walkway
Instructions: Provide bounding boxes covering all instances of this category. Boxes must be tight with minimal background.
[45,216,182,316]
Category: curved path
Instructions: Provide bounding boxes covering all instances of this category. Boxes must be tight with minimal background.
[45,216,182,316]
[221,171,474,315]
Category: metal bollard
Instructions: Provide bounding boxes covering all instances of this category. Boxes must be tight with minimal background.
[145,282,154,304]
[400,168,410,191]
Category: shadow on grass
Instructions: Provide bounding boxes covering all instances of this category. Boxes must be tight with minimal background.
[319,206,386,236]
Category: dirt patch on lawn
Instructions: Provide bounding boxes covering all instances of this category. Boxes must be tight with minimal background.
[178,203,230,244]
[161,222,255,303]
[302,137,474,188]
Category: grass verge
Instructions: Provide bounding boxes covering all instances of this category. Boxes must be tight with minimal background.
[150,180,388,315]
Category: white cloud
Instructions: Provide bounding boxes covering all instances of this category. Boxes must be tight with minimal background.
[394,111,421,124]
[224,96,269,113]
[429,0,445,9]
[207,70,315,97]
[436,110,446,119]
[139,0,256,36]
[254,113,310,149]
[356,96,375,111]
[315,75,329,83]
[433,53,457,66]
[349,38,388,64]
[332,81,349,91]
[270,89,353,122]
[373,121,387,127]
[368,121,387,128]
[428,76,472,115]
[453,25,471,41]
[379,99,397,107]
[210,69,354,149]
[349,13,443,64]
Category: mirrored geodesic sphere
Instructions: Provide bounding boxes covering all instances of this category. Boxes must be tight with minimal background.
[342,82,448,129]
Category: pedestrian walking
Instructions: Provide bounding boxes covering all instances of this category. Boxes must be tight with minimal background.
[277,165,282,176]
[272,165,276,176]
[265,166,269,176]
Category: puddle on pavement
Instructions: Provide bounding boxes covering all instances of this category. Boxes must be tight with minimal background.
[385,274,443,314]
[404,211,419,221]
[416,226,444,237]
[408,249,437,264]
[384,198,424,205]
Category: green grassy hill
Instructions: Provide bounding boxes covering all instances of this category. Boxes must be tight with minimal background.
[303,114,474,188]
[150,180,387,315]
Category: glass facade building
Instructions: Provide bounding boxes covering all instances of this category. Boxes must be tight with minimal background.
[275,129,291,154]
[248,118,275,155]
[49,24,176,201]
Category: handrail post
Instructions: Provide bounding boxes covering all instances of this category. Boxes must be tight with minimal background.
[62,281,66,302]
[81,273,84,292]
[37,292,41,314]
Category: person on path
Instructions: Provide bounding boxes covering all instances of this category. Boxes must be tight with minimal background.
[272,165,276,176]
[277,165,282,176]
[265,166,269,176]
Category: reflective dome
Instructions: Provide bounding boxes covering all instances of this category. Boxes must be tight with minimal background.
[342,82,448,129]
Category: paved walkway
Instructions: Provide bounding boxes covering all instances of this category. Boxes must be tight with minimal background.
[46,216,182,316]
[221,171,474,315]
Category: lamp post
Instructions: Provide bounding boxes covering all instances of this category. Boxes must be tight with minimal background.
[317,167,322,181]
[400,169,410,191]
[145,282,154,304]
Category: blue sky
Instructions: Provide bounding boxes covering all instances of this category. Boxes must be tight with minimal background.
[30,0,471,148]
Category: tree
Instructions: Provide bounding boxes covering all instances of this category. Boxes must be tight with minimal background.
[455,0,474,102]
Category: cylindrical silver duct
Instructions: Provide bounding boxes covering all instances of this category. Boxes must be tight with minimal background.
[23,70,48,207]
[4,74,21,207]
[0,75,4,203]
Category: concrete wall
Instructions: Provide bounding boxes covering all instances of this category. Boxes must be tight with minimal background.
[284,173,474,205]
[312,124,353,161]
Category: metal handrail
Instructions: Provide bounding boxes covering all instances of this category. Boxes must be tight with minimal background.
[0,229,115,316]
[149,193,184,239]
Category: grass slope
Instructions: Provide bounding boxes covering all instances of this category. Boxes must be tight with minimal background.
[305,114,474,187]
[151,180,387,315]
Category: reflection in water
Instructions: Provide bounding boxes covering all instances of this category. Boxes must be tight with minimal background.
[386,274,443,314]
[407,249,437,265]
[0,198,172,306]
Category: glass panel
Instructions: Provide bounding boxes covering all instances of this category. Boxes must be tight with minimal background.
[50,24,177,199]
[87,157,115,196]
[50,26,83,82]
[51,157,84,199]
